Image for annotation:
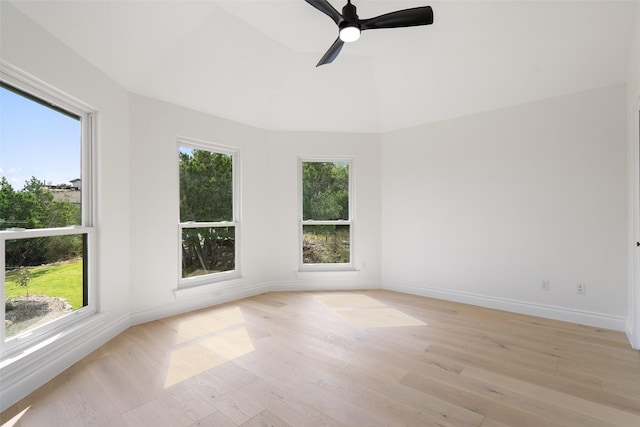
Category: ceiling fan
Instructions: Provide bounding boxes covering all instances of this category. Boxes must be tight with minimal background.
[304,0,434,66]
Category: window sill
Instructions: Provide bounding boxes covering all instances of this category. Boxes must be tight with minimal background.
[295,269,360,279]
[174,273,242,299]
[1,310,108,369]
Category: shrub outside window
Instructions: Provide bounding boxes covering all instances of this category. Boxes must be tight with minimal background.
[178,138,240,286]
[300,158,354,270]
[1,67,95,354]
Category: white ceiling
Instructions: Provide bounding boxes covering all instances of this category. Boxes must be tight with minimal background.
[8,0,638,133]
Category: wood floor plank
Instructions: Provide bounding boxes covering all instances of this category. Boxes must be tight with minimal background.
[153,374,229,425]
[336,362,485,427]
[84,355,156,414]
[426,343,640,415]
[401,370,569,427]
[3,290,639,426]
[239,409,291,427]
[4,361,126,427]
[122,399,185,427]
[461,366,640,426]
[479,417,513,427]
[187,410,236,427]
[181,370,264,425]
[238,378,348,427]
[234,348,386,426]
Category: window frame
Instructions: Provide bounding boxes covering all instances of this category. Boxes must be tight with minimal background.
[0,63,97,357]
[298,156,355,271]
[177,137,241,287]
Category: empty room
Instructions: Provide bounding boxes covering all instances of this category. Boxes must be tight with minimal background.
[1,0,640,426]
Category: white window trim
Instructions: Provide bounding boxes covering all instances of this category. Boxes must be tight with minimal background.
[0,62,97,357]
[298,156,355,271]
[177,137,241,287]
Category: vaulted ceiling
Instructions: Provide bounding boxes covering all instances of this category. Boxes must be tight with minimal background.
[8,0,638,132]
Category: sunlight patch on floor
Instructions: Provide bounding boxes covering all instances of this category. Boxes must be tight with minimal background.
[315,294,427,328]
[200,327,254,360]
[1,406,30,427]
[315,294,387,309]
[173,307,245,344]
[163,307,254,389]
[164,343,228,388]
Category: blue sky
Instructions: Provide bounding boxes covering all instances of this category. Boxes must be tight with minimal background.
[0,86,80,190]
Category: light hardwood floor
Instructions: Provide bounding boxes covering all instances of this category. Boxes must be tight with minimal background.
[2,290,640,426]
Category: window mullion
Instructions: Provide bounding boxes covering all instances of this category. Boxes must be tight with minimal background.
[180,221,236,229]
[301,220,352,225]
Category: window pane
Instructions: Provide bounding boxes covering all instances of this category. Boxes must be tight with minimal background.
[181,227,235,278]
[179,147,232,222]
[5,234,86,339]
[302,162,349,221]
[303,224,350,264]
[0,84,82,230]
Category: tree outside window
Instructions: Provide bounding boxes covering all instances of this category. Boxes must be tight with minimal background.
[301,159,353,268]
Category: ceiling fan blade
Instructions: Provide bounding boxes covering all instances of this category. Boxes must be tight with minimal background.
[361,6,433,30]
[304,0,342,26]
[316,37,344,67]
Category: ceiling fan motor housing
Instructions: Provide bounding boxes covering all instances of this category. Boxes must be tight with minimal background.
[341,1,360,28]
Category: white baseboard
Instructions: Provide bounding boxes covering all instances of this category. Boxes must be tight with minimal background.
[0,312,130,413]
[268,278,380,292]
[129,277,380,325]
[627,321,640,350]
[382,281,627,332]
[129,281,270,326]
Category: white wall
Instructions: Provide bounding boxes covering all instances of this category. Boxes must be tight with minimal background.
[1,2,132,409]
[381,85,628,329]
[629,3,640,106]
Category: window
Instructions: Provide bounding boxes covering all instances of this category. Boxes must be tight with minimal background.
[178,138,240,286]
[1,68,95,354]
[300,158,353,270]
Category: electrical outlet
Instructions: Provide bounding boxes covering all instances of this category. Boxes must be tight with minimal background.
[541,280,550,291]
[576,283,586,295]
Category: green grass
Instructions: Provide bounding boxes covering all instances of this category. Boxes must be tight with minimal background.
[5,259,83,310]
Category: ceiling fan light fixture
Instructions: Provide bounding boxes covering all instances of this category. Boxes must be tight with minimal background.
[339,25,360,42]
